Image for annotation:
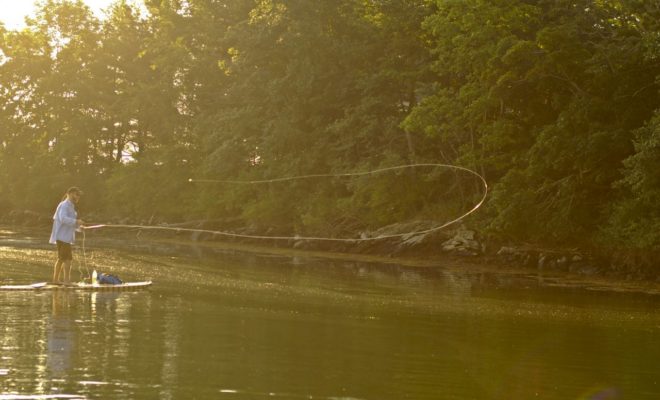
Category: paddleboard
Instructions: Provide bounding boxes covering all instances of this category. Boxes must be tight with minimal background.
[0,281,152,291]
[0,282,48,291]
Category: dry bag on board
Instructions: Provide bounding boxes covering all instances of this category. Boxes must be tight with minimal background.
[94,271,123,285]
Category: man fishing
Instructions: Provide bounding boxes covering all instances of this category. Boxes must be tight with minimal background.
[49,187,85,284]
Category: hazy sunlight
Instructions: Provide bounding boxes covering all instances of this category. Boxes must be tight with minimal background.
[0,0,142,29]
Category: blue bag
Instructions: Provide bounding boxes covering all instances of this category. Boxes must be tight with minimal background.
[96,272,123,285]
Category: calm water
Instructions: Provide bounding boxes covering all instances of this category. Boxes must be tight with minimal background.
[1,228,659,400]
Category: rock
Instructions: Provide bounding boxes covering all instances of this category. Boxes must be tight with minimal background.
[442,242,458,251]
[456,229,475,241]
[557,256,568,268]
[498,246,525,260]
[538,254,547,269]
[401,232,428,247]
[575,265,599,276]
[441,228,482,256]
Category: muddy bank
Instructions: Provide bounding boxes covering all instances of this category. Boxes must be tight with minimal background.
[3,211,659,292]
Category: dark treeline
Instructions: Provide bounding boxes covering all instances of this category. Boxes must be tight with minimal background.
[1,0,659,253]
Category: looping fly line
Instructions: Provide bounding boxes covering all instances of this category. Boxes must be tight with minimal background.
[86,164,488,242]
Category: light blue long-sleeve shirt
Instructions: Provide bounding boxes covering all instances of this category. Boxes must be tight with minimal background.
[49,199,79,244]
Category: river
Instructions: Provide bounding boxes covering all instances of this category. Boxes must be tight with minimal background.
[1,228,659,399]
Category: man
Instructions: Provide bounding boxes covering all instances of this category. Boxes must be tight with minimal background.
[49,187,85,284]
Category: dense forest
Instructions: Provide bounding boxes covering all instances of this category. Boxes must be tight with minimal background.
[1,0,659,253]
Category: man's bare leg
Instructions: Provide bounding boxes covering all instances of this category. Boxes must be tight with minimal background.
[53,260,63,283]
[62,260,72,284]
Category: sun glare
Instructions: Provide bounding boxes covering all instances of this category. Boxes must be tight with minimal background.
[0,3,36,29]
[0,0,143,30]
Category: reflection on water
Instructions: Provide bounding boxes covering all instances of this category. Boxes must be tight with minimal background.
[1,232,660,399]
[158,296,182,400]
[47,293,75,381]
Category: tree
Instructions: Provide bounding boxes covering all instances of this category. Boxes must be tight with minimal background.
[606,112,660,250]
[406,0,660,244]
[0,1,103,211]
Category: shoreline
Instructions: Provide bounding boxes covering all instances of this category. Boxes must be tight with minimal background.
[87,227,660,296]
[3,223,659,296]
[152,237,660,296]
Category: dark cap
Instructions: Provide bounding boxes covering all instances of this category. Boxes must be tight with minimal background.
[66,186,83,195]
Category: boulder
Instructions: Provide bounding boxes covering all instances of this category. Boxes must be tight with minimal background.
[441,228,482,256]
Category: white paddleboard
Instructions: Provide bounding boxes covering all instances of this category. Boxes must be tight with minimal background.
[0,281,152,291]
[0,282,48,291]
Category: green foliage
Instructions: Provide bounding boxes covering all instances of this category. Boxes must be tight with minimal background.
[405,0,660,247]
[0,0,659,254]
[104,156,194,221]
[605,112,660,250]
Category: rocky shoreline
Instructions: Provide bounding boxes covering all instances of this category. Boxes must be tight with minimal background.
[4,210,658,283]
[359,221,659,283]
